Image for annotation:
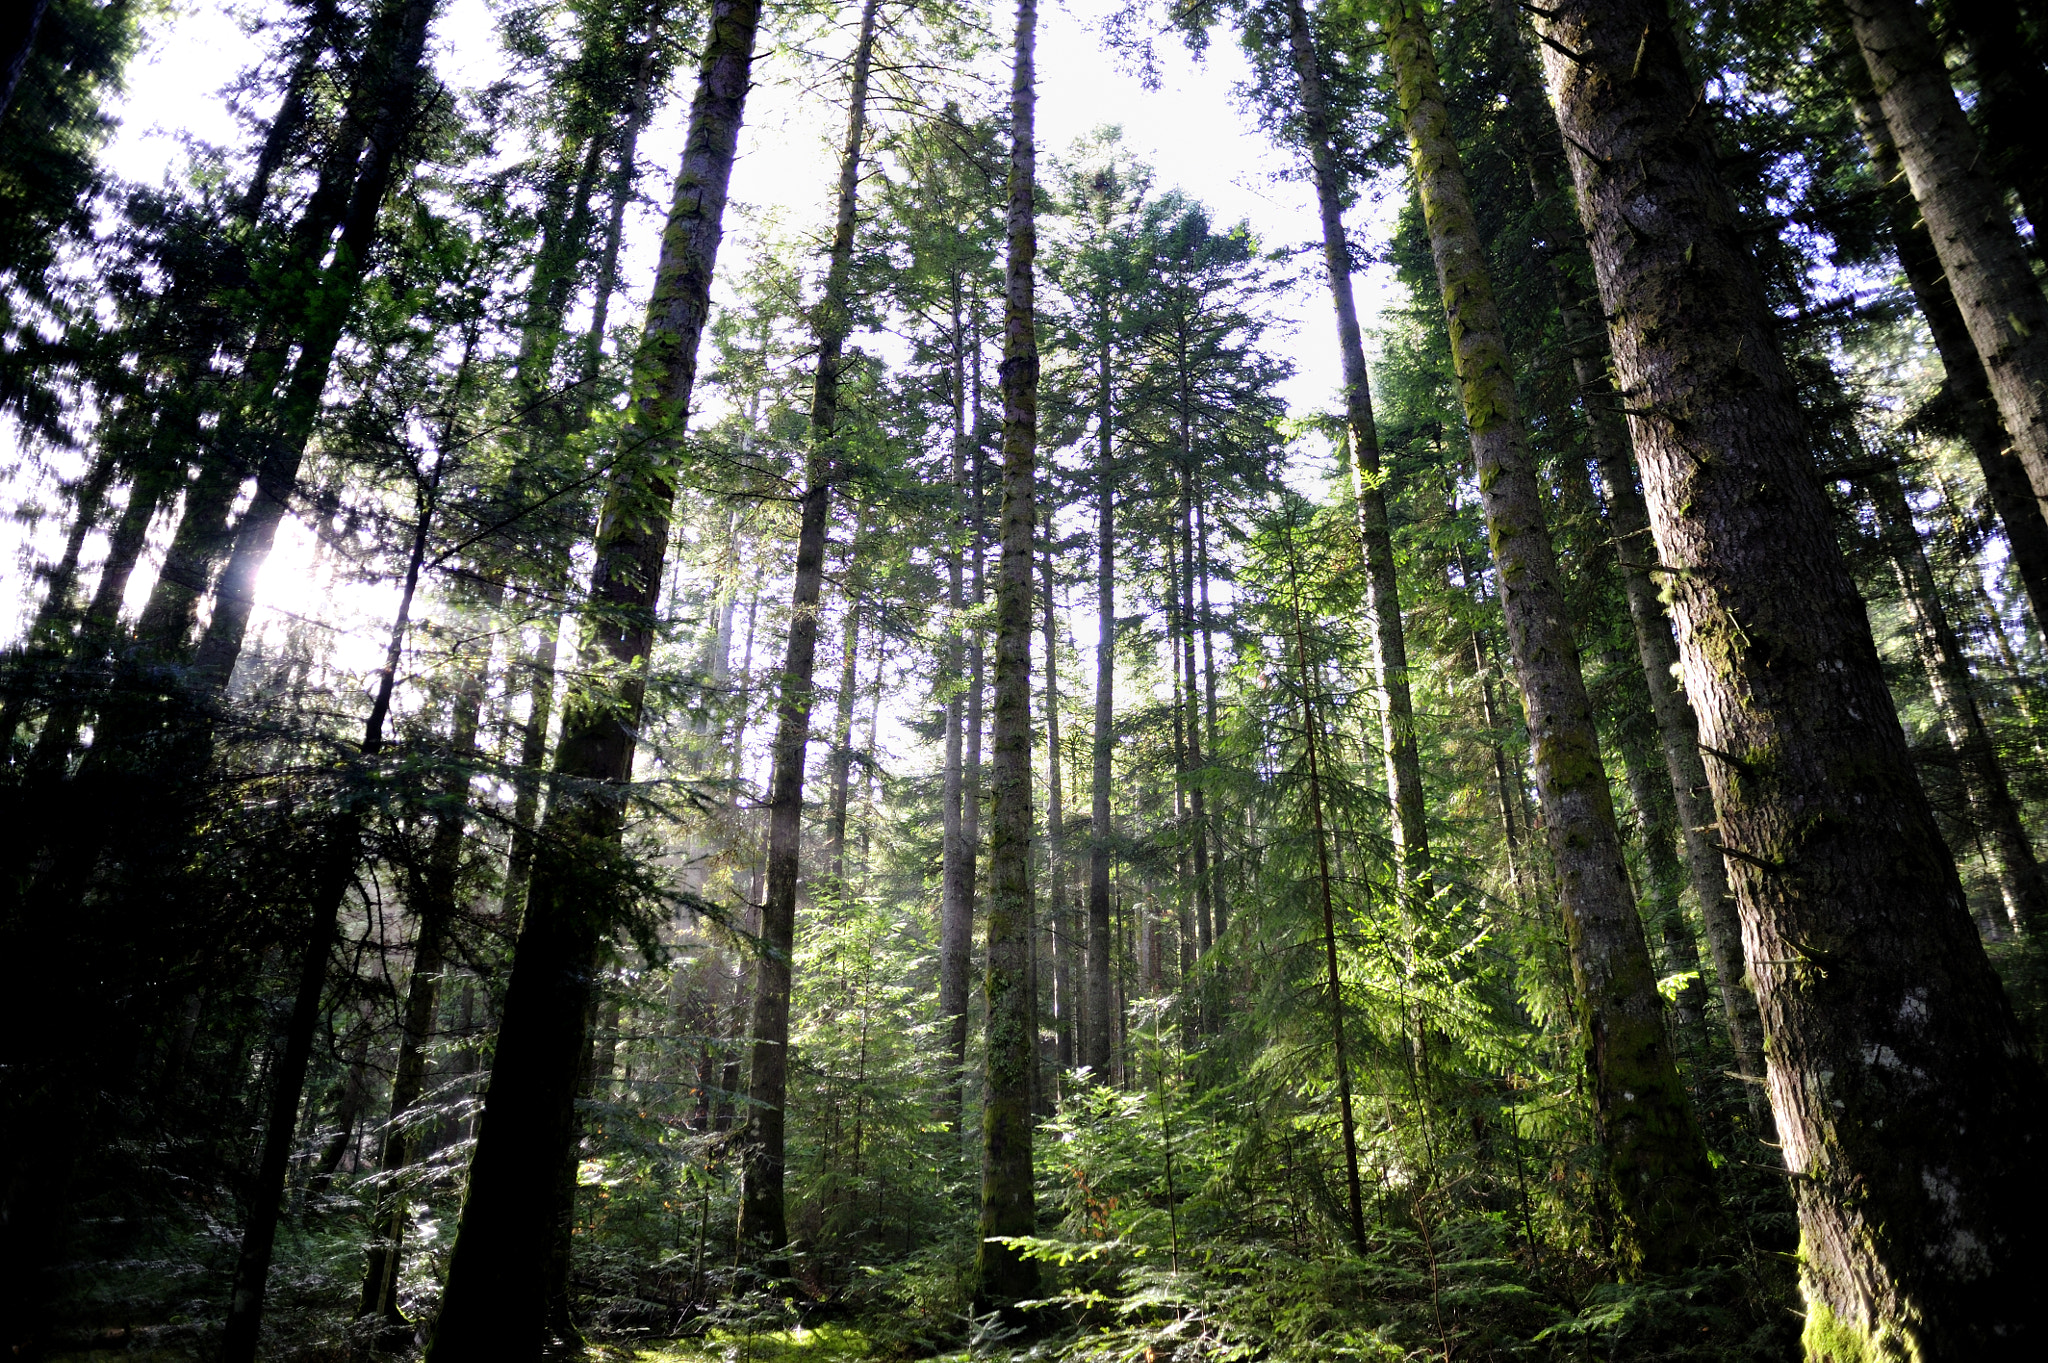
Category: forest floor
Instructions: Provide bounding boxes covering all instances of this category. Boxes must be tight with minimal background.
[603,1324,884,1362]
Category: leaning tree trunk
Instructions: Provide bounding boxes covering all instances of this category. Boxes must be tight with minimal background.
[1385,0,1719,1273]
[1281,0,1431,899]
[974,0,1039,1310]
[1944,0,2048,257]
[1843,0,2048,522]
[734,0,879,1262]
[1084,304,1117,1079]
[423,0,763,1353]
[1486,0,1767,1099]
[1866,463,2048,935]
[1833,37,2048,632]
[1535,0,2047,1350]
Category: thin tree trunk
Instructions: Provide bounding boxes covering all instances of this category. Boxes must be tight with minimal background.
[1178,464,1212,961]
[1386,0,1717,1272]
[424,0,762,1351]
[824,512,868,890]
[1085,296,1116,1079]
[1537,0,2047,1345]
[1195,492,1226,943]
[1281,0,1430,898]
[1867,463,2048,933]
[1042,512,1074,1072]
[1844,0,2048,519]
[735,0,879,1260]
[939,281,974,1127]
[220,455,440,1363]
[974,0,1038,1307]
[358,642,488,1326]
[1282,519,1365,1253]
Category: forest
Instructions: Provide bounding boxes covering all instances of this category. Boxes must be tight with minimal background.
[1,0,2045,1357]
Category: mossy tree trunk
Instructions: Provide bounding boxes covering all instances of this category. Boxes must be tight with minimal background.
[1535,0,2048,1348]
[975,0,1039,1310]
[1486,0,1767,1101]
[1385,0,1719,1274]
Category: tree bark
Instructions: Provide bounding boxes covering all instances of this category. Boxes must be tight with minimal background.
[735,0,879,1260]
[1487,0,1766,1099]
[1281,0,1431,898]
[1536,0,2047,1346]
[1844,0,2048,523]
[424,0,762,1351]
[1386,0,1718,1273]
[975,0,1039,1308]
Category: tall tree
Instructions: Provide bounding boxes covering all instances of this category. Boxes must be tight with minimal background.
[737,0,882,1258]
[1535,0,2047,1348]
[1381,0,1719,1272]
[424,0,765,1349]
[974,0,1040,1309]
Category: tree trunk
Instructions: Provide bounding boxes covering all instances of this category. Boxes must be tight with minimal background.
[1835,40,2048,632]
[1844,0,2048,521]
[1867,463,2048,934]
[220,454,437,1363]
[188,0,442,696]
[1386,0,1718,1273]
[1944,0,2048,256]
[735,0,879,1261]
[1281,0,1431,898]
[824,512,868,890]
[975,0,1039,1308]
[1042,512,1075,1072]
[1282,520,1365,1253]
[1084,293,1117,1080]
[939,281,974,1127]
[358,644,487,1326]
[1536,0,2047,1347]
[424,0,762,1351]
[1195,492,1226,943]
[1487,0,1768,1100]
[1178,464,1212,962]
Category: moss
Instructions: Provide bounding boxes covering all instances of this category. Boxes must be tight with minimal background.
[1800,1295,1911,1363]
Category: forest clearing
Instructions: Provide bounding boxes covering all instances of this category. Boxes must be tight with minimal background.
[2,0,2045,1357]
